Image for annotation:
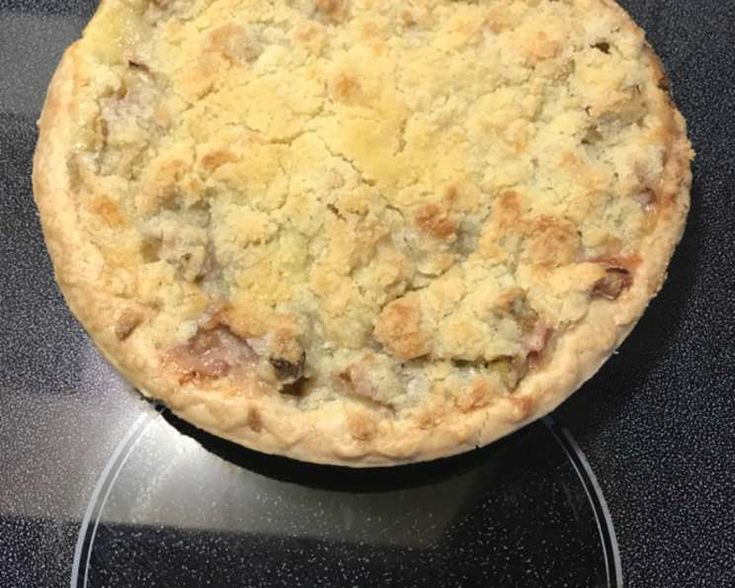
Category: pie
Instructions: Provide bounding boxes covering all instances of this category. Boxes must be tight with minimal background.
[33,0,693,465]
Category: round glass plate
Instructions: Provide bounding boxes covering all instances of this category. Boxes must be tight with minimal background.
[72,408,621,587]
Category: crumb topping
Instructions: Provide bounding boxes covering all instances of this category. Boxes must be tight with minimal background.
[70,0,683,414]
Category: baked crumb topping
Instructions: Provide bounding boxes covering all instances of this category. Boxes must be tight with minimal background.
[68,0,687,414]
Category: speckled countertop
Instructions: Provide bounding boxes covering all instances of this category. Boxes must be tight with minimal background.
[1,1,734,586]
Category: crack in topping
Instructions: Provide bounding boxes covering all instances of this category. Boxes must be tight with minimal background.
[127,60,150,73]
[592,268,633,300]
[525,324,554,370]
[270,352,306,383]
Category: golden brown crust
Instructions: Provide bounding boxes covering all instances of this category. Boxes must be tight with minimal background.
[34,0,692,466]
